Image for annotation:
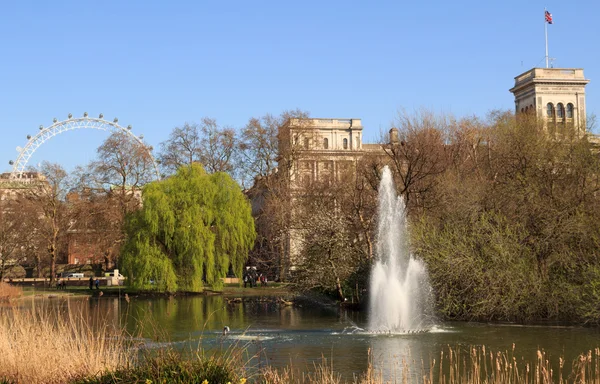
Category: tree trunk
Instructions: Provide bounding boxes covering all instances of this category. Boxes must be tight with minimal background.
[328,254,345,302]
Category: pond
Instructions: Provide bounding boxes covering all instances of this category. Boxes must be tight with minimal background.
[24,294,600,382]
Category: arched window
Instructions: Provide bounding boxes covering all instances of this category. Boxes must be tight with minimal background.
[530,104,534,112]
[521,108,525,114]
[525,106,529,113]
[567,103,574,118]
[343,138,348,149]
[557,103,564,118]
[304,138,309,149]
[323,138,329,149]
[546,103,555,118]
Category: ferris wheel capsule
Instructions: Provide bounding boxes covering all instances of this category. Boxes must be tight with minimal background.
[39,125,44,130]
[127,125,132,130]
[9,160,13,165]
[83,112,88,117]
[27,135,31,140]
[53,118,58,123]
[113,117,118,123]
[99,113,104,119]
[68,113,72,119]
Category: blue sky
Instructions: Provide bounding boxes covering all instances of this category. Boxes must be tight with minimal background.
[1,1,599,174]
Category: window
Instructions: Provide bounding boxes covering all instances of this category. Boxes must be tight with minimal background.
[567,103,574,118]
[303,138,309,149]
[557,103,564,118]
[343,138,348,149]
[521,108,525,114]
[525,106,529,113]
[323,138,329,149]
[546,103,555,118]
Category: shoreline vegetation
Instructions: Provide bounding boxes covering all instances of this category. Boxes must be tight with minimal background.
[0,284,598,384]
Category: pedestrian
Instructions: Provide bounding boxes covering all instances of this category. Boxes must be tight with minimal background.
[89,277,94,290]
[94,278,100,290]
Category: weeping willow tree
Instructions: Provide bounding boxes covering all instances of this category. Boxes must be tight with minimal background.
[121,164,255,292]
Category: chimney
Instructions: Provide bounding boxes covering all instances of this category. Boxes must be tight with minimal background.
[389,127,399,144]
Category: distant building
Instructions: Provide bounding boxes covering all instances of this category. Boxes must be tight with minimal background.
[281,118,383,191]
[0,172,47,200]
[509,67,590,135]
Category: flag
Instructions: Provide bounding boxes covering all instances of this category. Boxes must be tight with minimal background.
[545,10,553,24]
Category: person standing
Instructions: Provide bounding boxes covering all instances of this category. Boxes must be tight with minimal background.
[89,277,94,290]
[94,278,100,289]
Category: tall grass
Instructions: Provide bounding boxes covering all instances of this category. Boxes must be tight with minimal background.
[0,282,22,302]
[0,302,135,384]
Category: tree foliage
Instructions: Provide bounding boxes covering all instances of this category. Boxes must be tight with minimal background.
[410,112,600,323]
[121,163,255,292]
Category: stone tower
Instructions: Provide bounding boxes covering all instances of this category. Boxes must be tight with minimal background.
[509,68,589,135]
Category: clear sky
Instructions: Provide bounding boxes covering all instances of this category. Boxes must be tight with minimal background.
[1,1,598,174]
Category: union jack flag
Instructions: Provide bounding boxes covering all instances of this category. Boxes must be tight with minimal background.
[545,10,553,24]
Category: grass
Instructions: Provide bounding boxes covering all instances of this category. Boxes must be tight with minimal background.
[75,349,247,384]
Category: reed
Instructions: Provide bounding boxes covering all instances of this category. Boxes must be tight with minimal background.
[260,345,600,384]
[0,282,22,302]
[0,302,135,384]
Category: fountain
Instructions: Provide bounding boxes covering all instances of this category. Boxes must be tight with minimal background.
[368,166,435,333]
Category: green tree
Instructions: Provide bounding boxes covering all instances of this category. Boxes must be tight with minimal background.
[121,163,255,292]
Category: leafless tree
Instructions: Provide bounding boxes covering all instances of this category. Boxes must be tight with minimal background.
[23,162,71,284]
[383,109,451,214]
[159,118,237,177]
[240,110,314,280]
[0,194,33,279]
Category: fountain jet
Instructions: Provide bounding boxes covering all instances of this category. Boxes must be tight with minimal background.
[368,166,435,333]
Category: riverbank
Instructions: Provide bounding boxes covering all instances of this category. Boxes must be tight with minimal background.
[15,282,295,300]
[2,301,599,384]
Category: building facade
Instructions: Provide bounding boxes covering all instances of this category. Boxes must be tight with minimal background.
[509,67,589,135]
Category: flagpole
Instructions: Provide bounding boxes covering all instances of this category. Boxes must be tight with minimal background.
[545,8,549,68]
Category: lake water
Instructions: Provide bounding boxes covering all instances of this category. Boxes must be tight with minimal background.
[25,294,600,381]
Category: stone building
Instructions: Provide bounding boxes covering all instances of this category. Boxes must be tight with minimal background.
[281,118,382,190]
[509,67,589,135]
[275,118,386,274]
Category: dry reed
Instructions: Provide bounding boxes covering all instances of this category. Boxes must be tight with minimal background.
[0,300,136,384]
[0,282,22,302]
[260,345,600,384]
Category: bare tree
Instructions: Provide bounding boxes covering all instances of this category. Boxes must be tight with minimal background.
[383,109,451,214]
[198,117,237,175]
[159,118,237,177]
[87,131,156,215]
[0,194,32,279]
[69,132,157,268]
[240,110,313,280]
[24,162,71,284]
[291,180,362,301]
[158,122,201,174]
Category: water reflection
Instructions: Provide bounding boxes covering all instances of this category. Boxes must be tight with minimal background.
[17,295,600,381]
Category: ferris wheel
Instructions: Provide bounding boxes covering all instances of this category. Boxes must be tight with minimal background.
[8,113,161,180]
